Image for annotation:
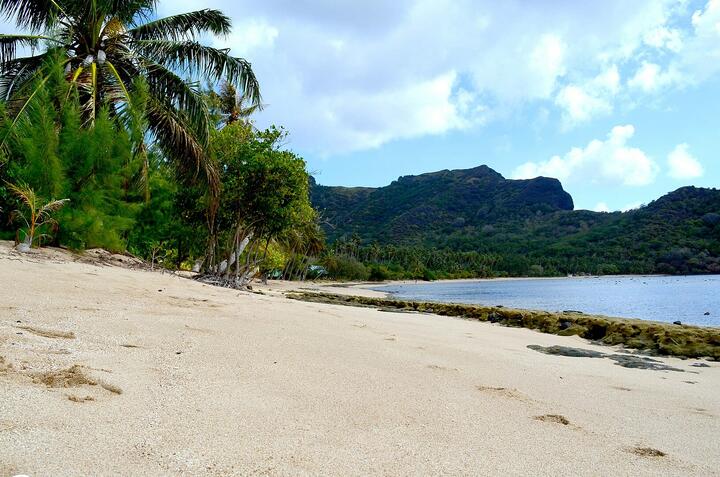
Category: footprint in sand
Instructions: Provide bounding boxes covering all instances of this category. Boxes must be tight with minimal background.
[15,325,75,339]
[629,446,666,457]
[31,364,123,396]
[428,364,458,371]
[534,414,570,425]
[477,385,530,402]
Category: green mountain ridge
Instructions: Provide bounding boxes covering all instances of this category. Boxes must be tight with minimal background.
[311,165,720,276]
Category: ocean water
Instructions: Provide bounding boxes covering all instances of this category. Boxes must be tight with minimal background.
[373,275,720,327]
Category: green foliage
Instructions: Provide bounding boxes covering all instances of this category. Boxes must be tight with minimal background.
[368,264,390,281]
[312,166,720,279]
[0,2,261,195]
[0,76,142,251]
[321,255,369,281]
[5,181,69,247]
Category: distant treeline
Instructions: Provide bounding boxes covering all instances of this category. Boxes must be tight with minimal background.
[319,187,720,281]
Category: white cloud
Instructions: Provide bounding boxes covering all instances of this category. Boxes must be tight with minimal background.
[594,202,611,212]
[555,65,619,126]
[667,143,704,179]
[513,125,659,186]
[216,20,279,54]
[643,26,683,52]
[684,0,720,81]
[156,0,686,154]
[148,0,704,154]
[628,62,682,92]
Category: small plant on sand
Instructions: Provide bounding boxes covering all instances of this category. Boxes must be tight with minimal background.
[7,182,68,251]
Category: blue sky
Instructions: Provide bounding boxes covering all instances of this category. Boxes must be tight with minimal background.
[6,1,719,211]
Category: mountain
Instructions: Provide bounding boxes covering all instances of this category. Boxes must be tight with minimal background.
[311,165,720,277]
[311,165,573,243]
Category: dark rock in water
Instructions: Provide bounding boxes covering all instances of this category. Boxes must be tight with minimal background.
[563,310,584,314]
[607,354,684,372]
[558,320,572,330]
[673,320,682,326]
[691,362,710,368]
[527,345,605,358]
[704,311,710,316]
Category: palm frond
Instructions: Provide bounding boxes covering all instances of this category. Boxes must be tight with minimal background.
[6,181,36,210]
[127,9,231,41]
[137,40,261,104]
[38,197,68,221]
[0,52,47,100]
[96,0,155,24]
[0,33,59,65]
[9,209,30,228]
[144,60,209,145]
[0,0,65,31]
[145,96,216,189]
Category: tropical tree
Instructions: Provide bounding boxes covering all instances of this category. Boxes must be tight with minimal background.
[6,181,68,251]
[0,0,261,191]
[207,81,264,128]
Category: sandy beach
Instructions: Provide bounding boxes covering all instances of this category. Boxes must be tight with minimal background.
[1,242,718,476]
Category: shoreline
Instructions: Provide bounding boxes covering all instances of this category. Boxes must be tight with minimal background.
[287,291,720,359]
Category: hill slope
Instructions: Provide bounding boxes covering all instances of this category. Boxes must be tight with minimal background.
[312,165,573,243]
[311,166,720,276]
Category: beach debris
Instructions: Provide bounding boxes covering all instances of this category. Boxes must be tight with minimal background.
[704,311,711,315]
[673,320,682,326]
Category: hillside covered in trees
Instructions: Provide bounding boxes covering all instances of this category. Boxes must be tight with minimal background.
[312,166,720,279]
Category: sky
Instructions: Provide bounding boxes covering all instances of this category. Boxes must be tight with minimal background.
[5,1,719,211]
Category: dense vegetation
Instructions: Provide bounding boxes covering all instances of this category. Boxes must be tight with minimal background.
[0,1,321,286]
[312,167,720,280]
[1,2,717,285]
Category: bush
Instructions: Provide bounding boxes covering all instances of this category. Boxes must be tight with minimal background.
[422,268,437,281]
[368,265,390,281]
[322,255,368,280]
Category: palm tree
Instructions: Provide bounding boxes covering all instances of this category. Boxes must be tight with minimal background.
[207,81,265,128]
[0,0,261,191]
[7,181,69,251]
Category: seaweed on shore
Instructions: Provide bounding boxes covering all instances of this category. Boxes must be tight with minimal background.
[287,292,720,360]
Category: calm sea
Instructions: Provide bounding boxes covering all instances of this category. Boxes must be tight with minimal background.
[373,275,720,327]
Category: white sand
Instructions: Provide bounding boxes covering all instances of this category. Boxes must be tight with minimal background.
[0,242,718,476]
